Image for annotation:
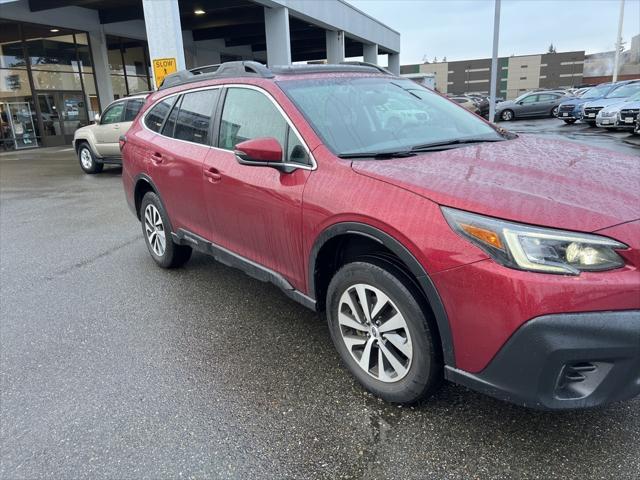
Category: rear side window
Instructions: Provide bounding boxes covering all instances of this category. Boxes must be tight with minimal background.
[124,98,145,122]
[174,90,218,145]
[161,96,182,137]
[144,98,174,132]
[219,88,287,151]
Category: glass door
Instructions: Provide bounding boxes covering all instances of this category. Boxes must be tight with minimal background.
[3,102,38,149]
[36,91,89,146]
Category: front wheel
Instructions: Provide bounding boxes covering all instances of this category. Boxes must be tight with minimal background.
[500,109,514,121]
[140,192,192,268]
[563,118,577,124]
[326,261,442,404]
[78,144,103,174]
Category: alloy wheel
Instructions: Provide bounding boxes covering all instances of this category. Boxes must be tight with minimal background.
[337,283,413,383]
[80,148,93,169]
[552,106,559,117]
[144,204,166,256]
[501,110,513,121]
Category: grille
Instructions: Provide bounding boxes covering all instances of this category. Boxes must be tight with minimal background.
[584,106,603,115]
[559,104,575,112]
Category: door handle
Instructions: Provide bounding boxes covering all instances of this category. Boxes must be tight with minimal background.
[151,152,163,164]
[204,167,222,182]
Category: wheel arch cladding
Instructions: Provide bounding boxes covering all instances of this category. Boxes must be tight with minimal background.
[309,222,456,367]
[134,174,159,221]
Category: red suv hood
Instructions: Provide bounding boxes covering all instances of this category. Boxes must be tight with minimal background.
[352,135,640,232]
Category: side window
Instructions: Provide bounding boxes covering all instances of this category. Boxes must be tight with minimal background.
[144,98,174,133]
[161,96,182,137]
[123,98,145,122]
[174,89,218,145]
[100,102,125,124]
[219,88,287,151]
[286,127,309,165]
[520,95,538,104]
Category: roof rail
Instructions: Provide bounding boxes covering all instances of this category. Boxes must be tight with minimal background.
[159,61,274,90]
[339,61,393,75]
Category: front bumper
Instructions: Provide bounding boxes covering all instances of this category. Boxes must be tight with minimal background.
[596,117,620,128]
[446,311,640,410]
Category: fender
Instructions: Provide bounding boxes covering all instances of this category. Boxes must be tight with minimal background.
[308,222,456,367]
[73,132,102,159]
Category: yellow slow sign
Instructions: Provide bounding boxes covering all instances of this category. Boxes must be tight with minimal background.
[152,58,177,88]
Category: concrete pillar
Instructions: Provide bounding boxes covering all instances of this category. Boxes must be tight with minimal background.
[182,30,197,69]
[88,27,114,110]
[326,30,345,64]
[264,6,291,66]
[363,43,378,64]
[388,53,400,75]
[142,0,186,86]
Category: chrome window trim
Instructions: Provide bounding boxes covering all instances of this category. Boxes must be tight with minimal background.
[141,83,317,171]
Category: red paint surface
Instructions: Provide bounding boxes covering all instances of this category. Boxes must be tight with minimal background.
[123,74,640,374]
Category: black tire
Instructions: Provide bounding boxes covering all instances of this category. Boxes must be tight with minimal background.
[500,109,514,121]
[326,261,442,404]
[551,106,559,117]
[77,143,103,174]
[139,192,192,268]
[563,119,577,124]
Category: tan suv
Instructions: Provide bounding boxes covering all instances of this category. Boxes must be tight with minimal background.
[72,94,147,174]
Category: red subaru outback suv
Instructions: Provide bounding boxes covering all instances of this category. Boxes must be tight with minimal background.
[121,62,640,410]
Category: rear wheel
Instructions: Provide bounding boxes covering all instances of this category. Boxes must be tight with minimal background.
[140,192,192,268]
[551,106,559,117]
[78,143,103,174]
[500,109,514,121]
[326,261,442,404]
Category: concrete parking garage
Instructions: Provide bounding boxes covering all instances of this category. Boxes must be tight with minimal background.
[1,121,639,479]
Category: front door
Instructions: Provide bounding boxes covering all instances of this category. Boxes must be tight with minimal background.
[202,86,312,288]
[93,100,126,157]
[37,91,88,146]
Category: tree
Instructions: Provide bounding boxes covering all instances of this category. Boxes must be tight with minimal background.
[547,43,557,53]
[433,56,438,63]
[442,56,447,62]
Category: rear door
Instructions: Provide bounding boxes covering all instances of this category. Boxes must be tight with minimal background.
[536,93,561,116]
[94,100,125,157]
[148,89,220,239]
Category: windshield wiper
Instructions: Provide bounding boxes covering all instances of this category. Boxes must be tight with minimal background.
[337,150,416,159]
[411,137,506,152]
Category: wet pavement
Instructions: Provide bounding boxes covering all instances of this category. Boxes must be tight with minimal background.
[1,122,639,479]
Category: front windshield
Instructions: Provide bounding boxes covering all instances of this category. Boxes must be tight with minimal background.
[607,83,640,99]
[581,85,611,99]
[278,76,502,155]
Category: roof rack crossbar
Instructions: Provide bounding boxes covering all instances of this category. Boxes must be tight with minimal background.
[159,61,274,90]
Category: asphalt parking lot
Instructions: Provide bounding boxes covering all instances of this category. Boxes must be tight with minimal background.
[1,119,639,479]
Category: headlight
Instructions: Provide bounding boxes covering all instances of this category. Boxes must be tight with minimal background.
[442,207,627,275]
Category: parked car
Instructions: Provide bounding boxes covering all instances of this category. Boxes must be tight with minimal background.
[72,93,148,174]
[467,95,490,117]
[449,96,480,114]
[556,83,619,124]
[495,91,573,121]
[595,91,640,129]
[617,92,640,130]
[635,114,640,135]
[122,61,640,410]
[581,80,640,126]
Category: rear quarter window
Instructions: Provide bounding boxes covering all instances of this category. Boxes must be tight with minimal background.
[144,98,175,133]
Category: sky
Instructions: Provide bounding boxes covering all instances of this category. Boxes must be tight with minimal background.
[347,0,640,64]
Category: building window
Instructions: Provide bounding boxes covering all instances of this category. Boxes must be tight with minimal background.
[107,36,151,99]
[520,76,527,80]
[0,20,99,149]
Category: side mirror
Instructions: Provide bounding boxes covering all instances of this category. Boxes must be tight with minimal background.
[234,137,287,170]
[94,113,101,124]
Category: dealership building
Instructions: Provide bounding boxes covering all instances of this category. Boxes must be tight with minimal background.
[0,0,400,150]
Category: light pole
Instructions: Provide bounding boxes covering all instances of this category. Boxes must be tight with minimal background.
[488,0,501,122]
[612,0,625,82]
